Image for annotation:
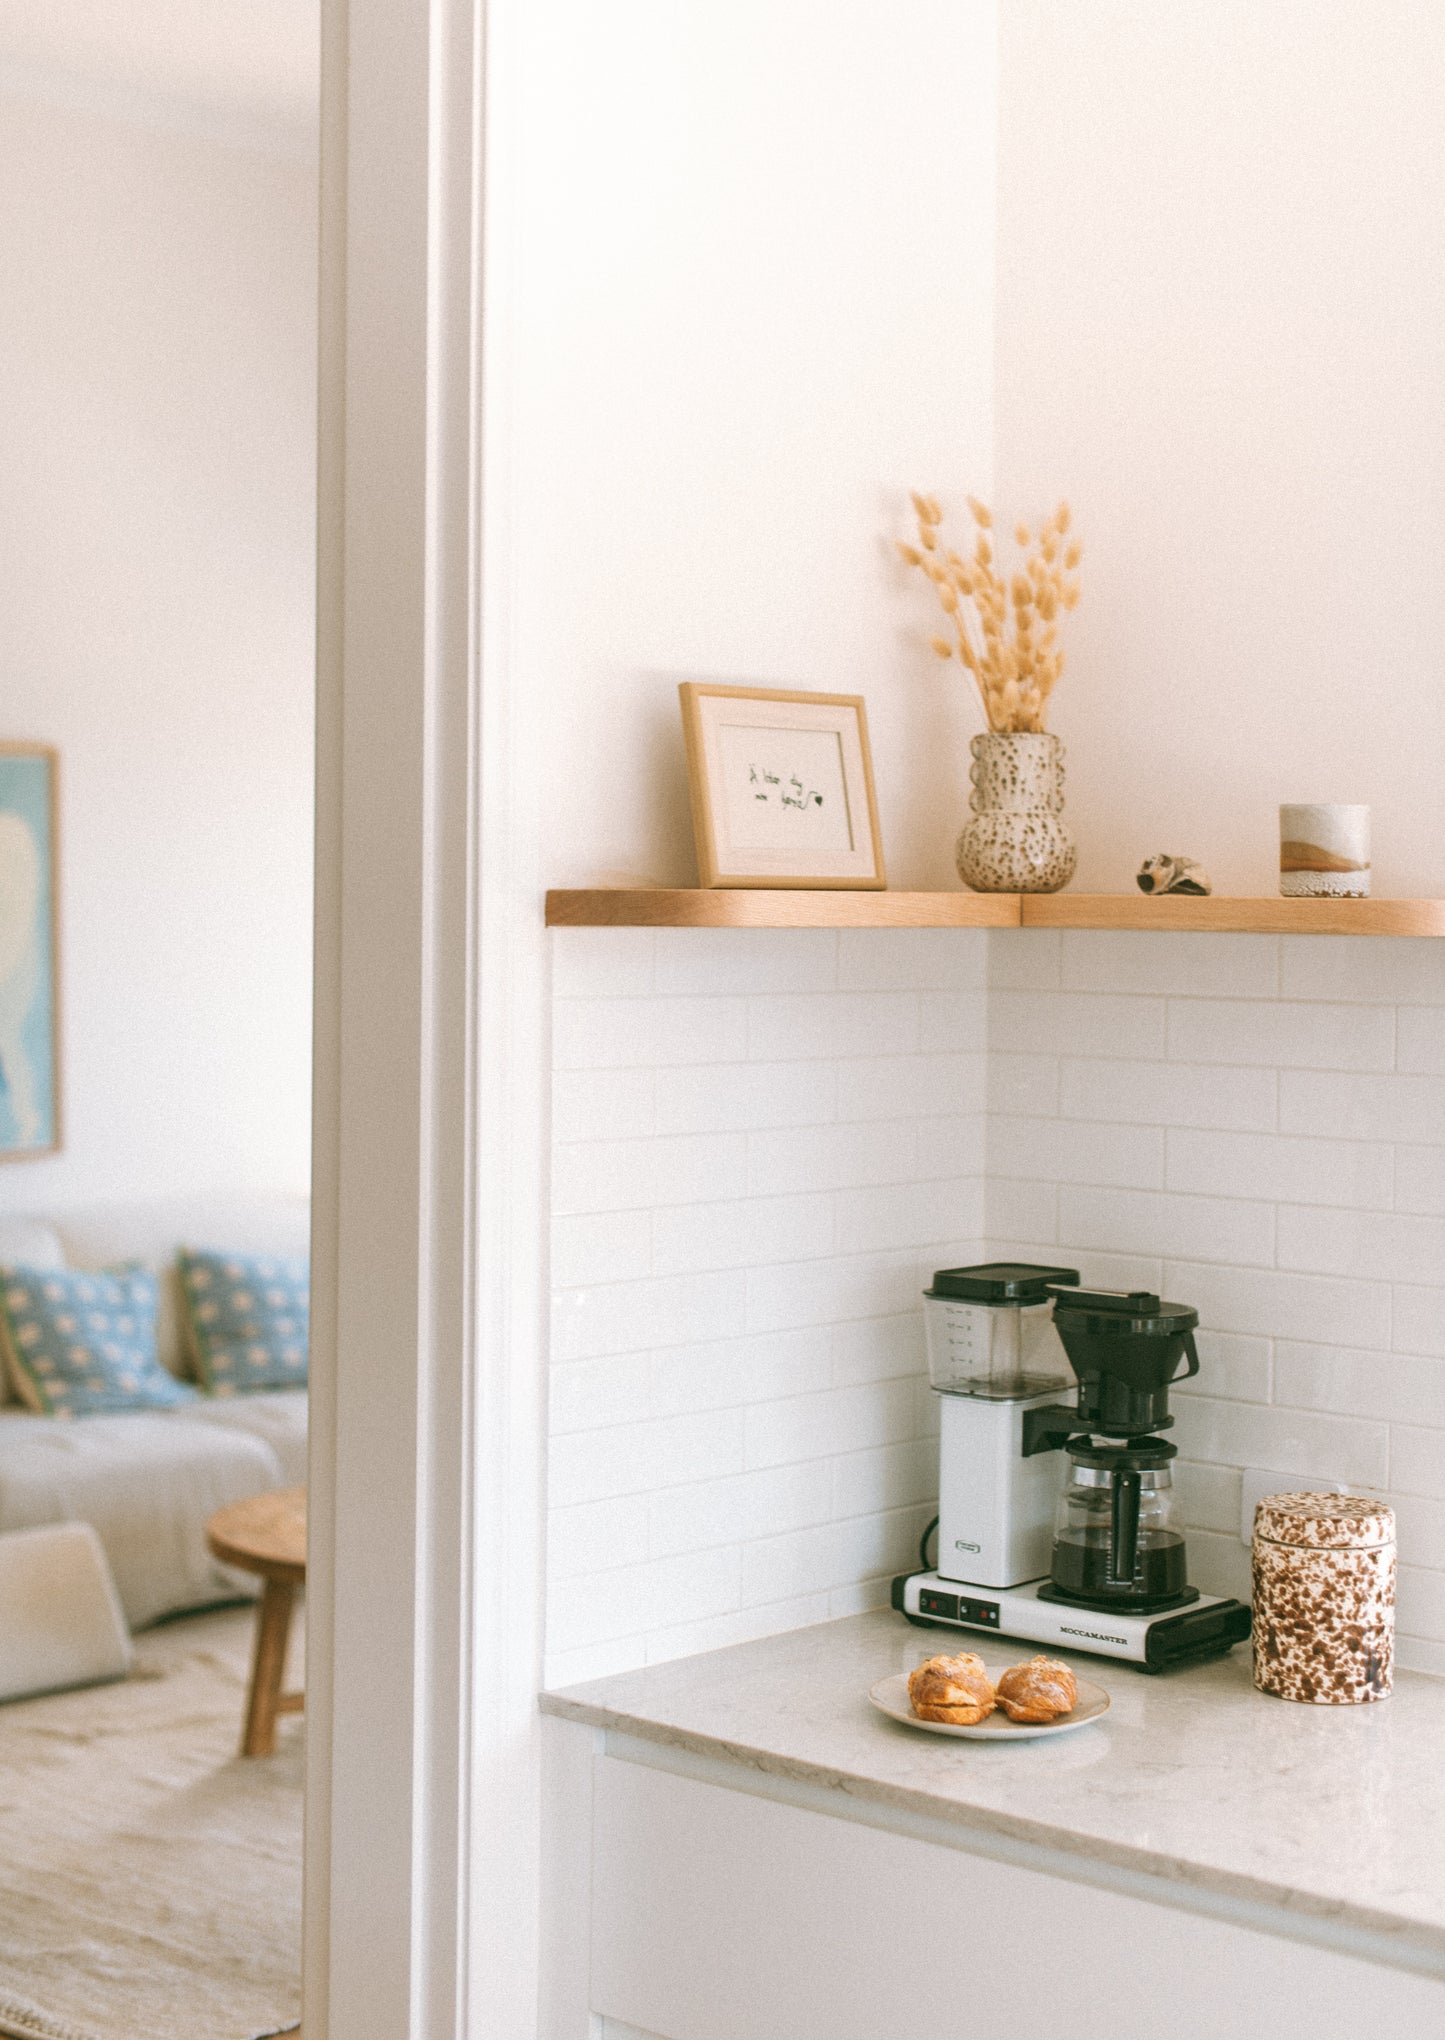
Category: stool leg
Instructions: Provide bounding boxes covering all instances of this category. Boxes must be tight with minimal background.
[242,1578,295,1757]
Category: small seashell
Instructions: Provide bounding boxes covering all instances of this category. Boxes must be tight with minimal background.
[1137,854,1212,896]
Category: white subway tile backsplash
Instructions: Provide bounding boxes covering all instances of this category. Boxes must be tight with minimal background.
[552,1268,747,1361]
[1280,936,1445,1005]
[553,1067,656,1143]
[1391,1424,1445,1499]
[1166,998,1394,1072]
[1171,1396,1388,1489]
[553,1131,746,1216]
[1394,1145,1445,1216]
[742,1378,921,1471]
[1393,1286,1445,1358]
[549,1496,651,1581]
[653,927,838,996]
[552,927,656,999]
[651,1192,835,1276]
[551,1210,653,1288]
[1162,1260,1390,1348]
[549,1406,747,1505]
[1279,1069,1445,1143]
[918,991,989,1054]
[837,927,987,991]
[988,1052,1060,1116]
[654,1060,836,1136]
[555,994,748,1070]
[837,1052,986,1122]
[1274,1343,1445,1427]
[1059,1185,1274,1267]
[646,1460,834,1559]
[990,989,1167,1061]
[746,989,919,1062]
[548,924,1445,1673]
[986,926,1061,989]
[743,1249,928,1335]
[1062,1057,1277,1131]
[989,1115,1164,1190]
[833,1176,982,1255]
[1165,1128,1392,1209]
[1061,931,1279,998]
[746,1119,917,1195]
[1277,1205,1445,1285]
[985,1177,1059,1244]
[1398,1007,1445,1075]
[1178,1331,1271,1404]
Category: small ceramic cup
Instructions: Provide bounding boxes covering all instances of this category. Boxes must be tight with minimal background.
[1279,804,1370,898]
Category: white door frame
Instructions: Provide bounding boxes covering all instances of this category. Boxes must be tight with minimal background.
[308,0,547,2031]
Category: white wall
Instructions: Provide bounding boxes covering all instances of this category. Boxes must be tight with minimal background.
[995,0,1445,897]
[508,0,998,893]
[0,94,317,1208]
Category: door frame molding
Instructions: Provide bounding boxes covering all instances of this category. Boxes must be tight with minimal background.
[309,0,547,2030]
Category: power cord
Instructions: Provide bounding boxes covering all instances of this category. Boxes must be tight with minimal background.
[919,1515,938,1571]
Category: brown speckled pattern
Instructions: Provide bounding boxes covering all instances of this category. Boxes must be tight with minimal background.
[956,732,1077,894]
[1252,1493,1395,1706]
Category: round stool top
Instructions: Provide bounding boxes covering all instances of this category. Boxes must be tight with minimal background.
[206,1487,307,1583]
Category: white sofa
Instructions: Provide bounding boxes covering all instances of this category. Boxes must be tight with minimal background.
[0,1197,308,1629]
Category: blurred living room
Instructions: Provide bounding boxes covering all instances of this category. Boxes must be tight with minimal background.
[0,5,317,2036]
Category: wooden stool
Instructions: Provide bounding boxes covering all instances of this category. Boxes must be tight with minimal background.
[206,1487,307,1757]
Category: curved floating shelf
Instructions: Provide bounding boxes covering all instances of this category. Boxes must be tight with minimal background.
[545,889,1445,936]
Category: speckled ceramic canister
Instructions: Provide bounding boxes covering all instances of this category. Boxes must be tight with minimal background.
[1252,1493,1394,1705]
[956,731,1077,894]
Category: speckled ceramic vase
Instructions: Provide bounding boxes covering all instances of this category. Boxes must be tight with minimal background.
[1252,1493,1395,1705]
[955,731,1076,894]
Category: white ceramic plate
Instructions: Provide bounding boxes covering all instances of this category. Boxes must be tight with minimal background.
[868,1668,1110,1741]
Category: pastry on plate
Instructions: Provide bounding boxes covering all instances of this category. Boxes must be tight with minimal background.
[907,1652,996,1726]
[994,1655,1078,1723]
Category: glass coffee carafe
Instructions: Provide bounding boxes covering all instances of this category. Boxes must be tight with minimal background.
[1049,1437,1192,1612]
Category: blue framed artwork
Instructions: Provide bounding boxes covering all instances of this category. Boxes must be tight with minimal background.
[0,747,59,1158]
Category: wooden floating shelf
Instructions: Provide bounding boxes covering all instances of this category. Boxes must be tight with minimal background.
[546,889,1445,936]
[545,888,1021,929]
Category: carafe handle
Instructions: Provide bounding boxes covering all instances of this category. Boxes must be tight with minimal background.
[1109,1469,1142,1585]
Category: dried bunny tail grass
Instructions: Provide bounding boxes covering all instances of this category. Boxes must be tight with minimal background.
[898,488,1080,731]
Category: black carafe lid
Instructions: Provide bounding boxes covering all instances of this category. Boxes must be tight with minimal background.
[927,1262,1080,1305]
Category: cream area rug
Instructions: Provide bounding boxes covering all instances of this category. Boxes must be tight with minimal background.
[0,1605,301,2040]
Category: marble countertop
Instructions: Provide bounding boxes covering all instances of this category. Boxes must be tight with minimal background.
[543,1609,1445,1966]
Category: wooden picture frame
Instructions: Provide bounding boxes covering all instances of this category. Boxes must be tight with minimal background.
[0,744,60,1160]
[679,684,886,890]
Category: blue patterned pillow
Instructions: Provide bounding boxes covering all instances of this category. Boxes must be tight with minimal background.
[0,1264,198,1416]
[179,1249,309,1394]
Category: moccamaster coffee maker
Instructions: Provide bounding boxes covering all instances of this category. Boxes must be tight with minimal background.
[894,1263,1252,1670]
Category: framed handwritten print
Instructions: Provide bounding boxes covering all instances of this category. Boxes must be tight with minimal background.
[0,745,60,1158]
[679,684,885,889]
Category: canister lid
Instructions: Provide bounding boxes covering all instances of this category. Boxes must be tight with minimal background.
[926,1262,1080,1305]
[1253,1492,1395,1551]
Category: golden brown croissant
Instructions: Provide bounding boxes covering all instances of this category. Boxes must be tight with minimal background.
[994,1655,1078,1723]
[907,1652,996,1725]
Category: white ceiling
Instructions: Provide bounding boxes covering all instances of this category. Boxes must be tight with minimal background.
[0,0,319,150]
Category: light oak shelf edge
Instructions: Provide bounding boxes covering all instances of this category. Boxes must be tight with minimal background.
[545,890,1445,936]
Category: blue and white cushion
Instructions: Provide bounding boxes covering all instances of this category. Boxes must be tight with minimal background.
[179,1249,309,1394]
[0,1264,197,1416]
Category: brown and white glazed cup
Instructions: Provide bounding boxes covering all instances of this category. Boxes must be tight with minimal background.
[1279,803,1370,898]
